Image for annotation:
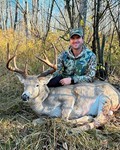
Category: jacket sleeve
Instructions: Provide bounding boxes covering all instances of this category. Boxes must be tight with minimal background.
[72,54,97,83]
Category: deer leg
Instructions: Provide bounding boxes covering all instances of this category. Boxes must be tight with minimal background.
[71,112,108,133]
[68,95,113,134]
[32,117,46,126]
[66,115,94,125]
[61,96,75,120]
[71,95,113,132]
[94,94,112,127]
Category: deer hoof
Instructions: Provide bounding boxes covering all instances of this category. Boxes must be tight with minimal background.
[32,118,45,126]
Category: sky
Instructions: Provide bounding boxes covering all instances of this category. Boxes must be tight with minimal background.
[7,0,64,16]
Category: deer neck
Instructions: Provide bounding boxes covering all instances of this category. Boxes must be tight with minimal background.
[29,85,50,113]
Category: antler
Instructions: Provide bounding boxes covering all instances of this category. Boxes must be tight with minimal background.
[36,53,57,70]
[6,43,28,78]
[36,43,58,77]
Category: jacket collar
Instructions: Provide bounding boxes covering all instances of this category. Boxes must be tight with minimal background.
[67,45,86,59]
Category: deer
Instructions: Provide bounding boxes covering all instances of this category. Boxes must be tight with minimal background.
[6,47,120,132]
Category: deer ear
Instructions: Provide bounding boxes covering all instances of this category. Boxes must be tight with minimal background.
[16,74,25,84]
[38,75,53,85]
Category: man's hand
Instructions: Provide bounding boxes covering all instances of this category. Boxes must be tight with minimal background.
[59,77,72,85]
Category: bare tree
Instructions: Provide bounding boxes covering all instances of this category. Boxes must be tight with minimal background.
[5,0,8,30]
[0,1,2,29]
[0,1,4,30]
[92,0,108,65]
[14,0,18,30]
[44,0,55,42]
[106,0,120,46]
[9,1,13,29]
[24,0,28,37]
[36,0,39,25]
[14,0,29,36]
[32,0,39,25]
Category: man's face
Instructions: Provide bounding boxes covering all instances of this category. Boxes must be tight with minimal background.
[70,35,84,50]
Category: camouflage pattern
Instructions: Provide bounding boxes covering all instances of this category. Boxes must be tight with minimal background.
[53,46,97,83]
[70,27,83,38]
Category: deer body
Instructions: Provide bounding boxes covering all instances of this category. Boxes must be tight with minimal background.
[19,75,120,129]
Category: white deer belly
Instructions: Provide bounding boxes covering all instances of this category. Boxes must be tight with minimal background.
[41,105,62,117]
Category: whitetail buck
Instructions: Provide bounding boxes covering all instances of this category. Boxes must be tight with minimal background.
[6,48,120,131]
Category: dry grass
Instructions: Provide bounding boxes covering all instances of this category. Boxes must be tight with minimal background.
[0,62,120,150]
[0,109,120,150]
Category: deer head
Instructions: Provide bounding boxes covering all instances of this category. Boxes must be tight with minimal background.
[6,43,57,102]
[20,75,52,102]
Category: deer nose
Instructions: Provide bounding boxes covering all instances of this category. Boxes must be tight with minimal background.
[21,93,29,101]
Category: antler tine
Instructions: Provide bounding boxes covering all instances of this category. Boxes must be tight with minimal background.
[43,52,49,61]
[13,54,18,69]
[6,43,28,77]
[7,43,10,60]
[6,55,17,72]
[24,61,28,76]
[36,53,57,70]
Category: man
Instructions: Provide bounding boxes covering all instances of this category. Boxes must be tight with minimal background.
[47,27,97,87]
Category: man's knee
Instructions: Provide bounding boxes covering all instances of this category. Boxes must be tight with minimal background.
[47,75,63,87]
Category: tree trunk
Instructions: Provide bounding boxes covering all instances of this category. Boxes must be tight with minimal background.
[44,0,55,42]
[36,0,39,25]
[32,0,35,20]
[96,0,101,64]
[5,0,8,30]
[14,0,18,30]
[9,1,13,29]
[107,0,120,46]
[92,0,97,54]
[65,0,72,28]
[24,0,28,37]
[0,1,4,30]
[82,0,88,29]
[0,2,2,29]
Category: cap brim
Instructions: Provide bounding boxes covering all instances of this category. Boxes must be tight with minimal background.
[70,33,82,38]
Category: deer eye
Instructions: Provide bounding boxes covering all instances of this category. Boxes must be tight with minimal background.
[36,84,39,87]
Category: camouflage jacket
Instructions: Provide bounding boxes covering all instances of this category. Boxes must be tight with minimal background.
[53,46,97,83]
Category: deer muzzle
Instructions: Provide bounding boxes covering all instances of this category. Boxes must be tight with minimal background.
[21,93,30,101]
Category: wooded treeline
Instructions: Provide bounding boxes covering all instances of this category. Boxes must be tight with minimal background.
[0,0,120,76]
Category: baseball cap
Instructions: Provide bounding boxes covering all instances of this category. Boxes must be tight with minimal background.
[70,27,83,38]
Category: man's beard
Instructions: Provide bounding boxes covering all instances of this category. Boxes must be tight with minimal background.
[72,44,83,50]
